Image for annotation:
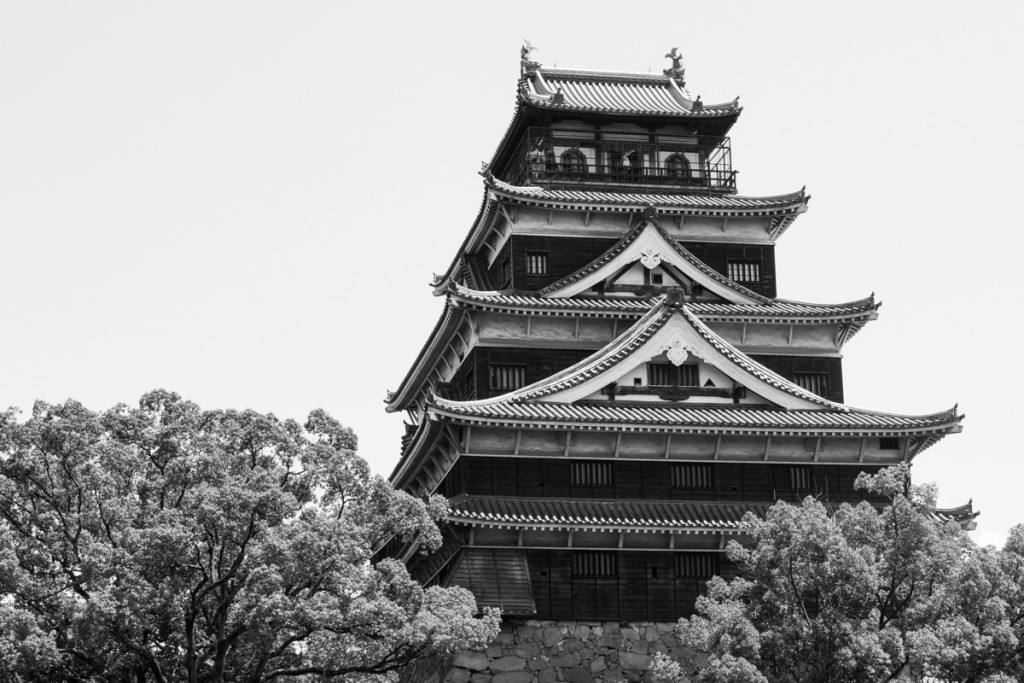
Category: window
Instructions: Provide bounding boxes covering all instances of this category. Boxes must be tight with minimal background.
[649,270,664,285]
[794,372,829,397]
[879,437,901,450]
[610,149,642,180]
[773,465,813,491]
[525,252,548,275]
[648,363,699,387]
[727,261,761,283]
[671,464,713,489]
[489,364,526,391]
[675,553,719,578]
[560,148,587,175]
[665,153,692,181]
[571,460,613,486]
[573,552,617,577]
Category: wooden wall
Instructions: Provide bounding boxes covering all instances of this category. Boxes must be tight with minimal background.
[441,457,886,505]
[750,355,844,403]
[525,550,737,621]
[681,241,777,298]
[487,236,777,296]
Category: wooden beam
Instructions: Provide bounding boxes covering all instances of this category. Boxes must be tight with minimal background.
[788,325,794,345]
[741,323,747,344]
[462,426,472,452]
[547,209,554,225]
[713,436,722,460]
[563,431,572,457]
[664,434,673,459]
[526,316,532,339]
[583,210,591,227]
[614,433,622,458]
[763,436,772,461]
[573,317,580,340]
[813,438,821,462]
[858,438,866,463]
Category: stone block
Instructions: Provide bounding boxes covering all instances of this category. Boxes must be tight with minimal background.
[618,652,653,671]
[492,673,533,683]
[541,627,563,648]
[621,628,639,641]
[446,669,471,683]
[453,652,490,672]
[562,666,594,683]
[550,653,579,667]
[538,670,557,683]
[469,674,493,683]
[574,624,591,640]
[515,642,541,659]
[490,656,527,673]
[528,658,548,671]
[590,656,607,673]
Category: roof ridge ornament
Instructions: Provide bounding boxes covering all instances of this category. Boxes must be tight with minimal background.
[663,47,686,86]
[521,39,541,76]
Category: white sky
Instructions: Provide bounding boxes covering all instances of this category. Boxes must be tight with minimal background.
[2,1,1021,546]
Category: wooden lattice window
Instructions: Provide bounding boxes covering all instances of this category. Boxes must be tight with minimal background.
[525,252,548,275]
[571,461,613,487]
[648,363,699,387]
[773,465,813,491]
[489,364,526,391]
[671,464,713,489]
[649,269,664,285]
[794,372,829,397]
[560,148,587,175]
[665,153,692,180]
[573,552,617,577]
[675,553,719,578]
[727,261,761,283]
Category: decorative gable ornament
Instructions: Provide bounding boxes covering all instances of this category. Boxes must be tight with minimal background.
[661,336,689,366]
[639,249,662,269]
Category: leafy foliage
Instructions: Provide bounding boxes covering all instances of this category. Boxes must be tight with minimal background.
[0,391,499,682]
[652,465,1024,683]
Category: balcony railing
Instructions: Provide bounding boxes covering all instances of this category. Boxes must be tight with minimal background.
[507,127,736,193]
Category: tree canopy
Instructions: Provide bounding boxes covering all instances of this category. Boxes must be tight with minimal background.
[652,465,1024,683]
[0,390,499,682]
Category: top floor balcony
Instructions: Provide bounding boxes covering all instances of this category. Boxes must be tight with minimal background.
[505,127,736,194]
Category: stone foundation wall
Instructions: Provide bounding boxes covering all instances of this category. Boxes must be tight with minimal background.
[401,619,699,683]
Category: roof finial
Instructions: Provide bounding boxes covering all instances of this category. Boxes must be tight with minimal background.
[521,40,541,76]
[663,47,686,86]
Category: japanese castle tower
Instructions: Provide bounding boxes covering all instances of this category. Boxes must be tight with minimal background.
[386,47,970,681]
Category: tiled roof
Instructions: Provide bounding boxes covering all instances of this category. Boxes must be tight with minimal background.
[537,217,772,304]
[451,285,879,323]
[490,177,809,213]
[453,296,836,409]
[449,496,768,532]
[431,178,809,294]
[431,400,962,436]
[385,302,467,413]
[521,68,740,118]
[447,496,980,532]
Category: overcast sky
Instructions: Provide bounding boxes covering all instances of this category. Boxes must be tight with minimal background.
[2,1,1021,546]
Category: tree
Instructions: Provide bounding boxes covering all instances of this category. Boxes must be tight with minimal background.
[0,390,499,682]
[652,465,1024,683]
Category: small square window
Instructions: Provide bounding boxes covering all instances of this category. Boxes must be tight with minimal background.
[671,464,713,489]
[489,364,526,391]
[773,465,813,491]
[648,363,699,387]
[526,252,548,275]
[727,261,761,283]
[573,552,617,577]
[675,553,719,578]
[571,461,613,486]
[795,372,829,397]
[650,270,664,285]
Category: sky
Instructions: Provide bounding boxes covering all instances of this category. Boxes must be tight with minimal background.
[1,1,1022,546]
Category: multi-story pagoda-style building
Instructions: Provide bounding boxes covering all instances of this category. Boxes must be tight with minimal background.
[386,46,971,682]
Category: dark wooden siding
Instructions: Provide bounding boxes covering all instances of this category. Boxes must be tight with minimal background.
[681,241,777,298]
[454,348,594,401]
[751,355,844,403]
[448,457,884,505]
[526,550,738,620]
[488,236,620,291]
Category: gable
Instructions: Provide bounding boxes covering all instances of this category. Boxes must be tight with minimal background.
[542,220,766,304]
